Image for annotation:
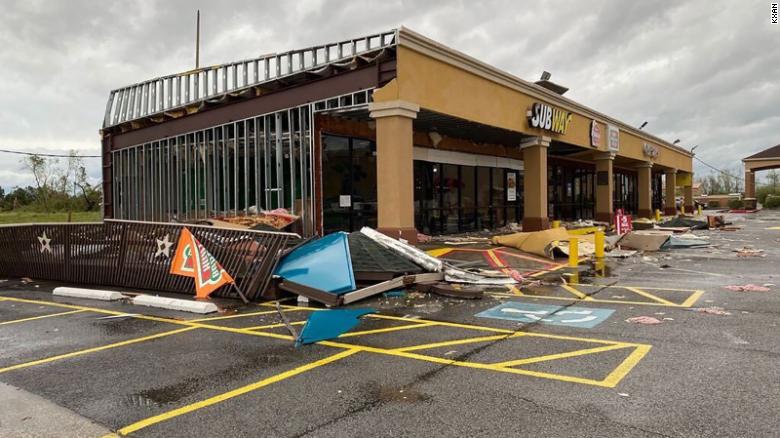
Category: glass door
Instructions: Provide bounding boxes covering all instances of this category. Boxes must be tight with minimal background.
[322,135,377,233]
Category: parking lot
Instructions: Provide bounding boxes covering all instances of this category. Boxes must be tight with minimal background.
[2,211,780,437]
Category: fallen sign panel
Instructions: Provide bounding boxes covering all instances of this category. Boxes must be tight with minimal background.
[476,302,615,328]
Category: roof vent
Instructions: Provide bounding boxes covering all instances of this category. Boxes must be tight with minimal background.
[534,71,569,95]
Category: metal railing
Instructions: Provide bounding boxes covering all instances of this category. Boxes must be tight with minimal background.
[103,30,398,128]
[0,220,298,300]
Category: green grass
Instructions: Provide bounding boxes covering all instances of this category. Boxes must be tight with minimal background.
[0,211,102,225]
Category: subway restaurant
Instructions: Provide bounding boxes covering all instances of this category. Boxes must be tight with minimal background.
[100,27,694,242]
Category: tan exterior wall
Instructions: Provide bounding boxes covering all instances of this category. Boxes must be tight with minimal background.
[375,46,693,173]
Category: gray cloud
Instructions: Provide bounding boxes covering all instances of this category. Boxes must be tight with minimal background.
[0,0,778,190]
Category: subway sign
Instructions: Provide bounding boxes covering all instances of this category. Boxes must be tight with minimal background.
[528,102,572,135]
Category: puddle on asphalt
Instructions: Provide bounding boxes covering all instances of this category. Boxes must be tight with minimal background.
[90,318,150,336]
[367,383,430,403]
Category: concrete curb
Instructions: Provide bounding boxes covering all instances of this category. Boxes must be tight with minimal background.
[131,295,219,314]
[53,287,125,301]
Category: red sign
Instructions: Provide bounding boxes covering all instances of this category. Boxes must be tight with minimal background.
[590,120,601,147]
[615,209,633,234]
[170,228,235,299]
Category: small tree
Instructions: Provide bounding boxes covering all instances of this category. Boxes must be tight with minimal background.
[21,154,60,211]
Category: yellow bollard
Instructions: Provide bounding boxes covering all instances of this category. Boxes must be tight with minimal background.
[697,205,703,216]
[594,258,606,278]
[655,209,661,222]
[594,230,605,259]
[568,237,579,267]
[552,220,561,228]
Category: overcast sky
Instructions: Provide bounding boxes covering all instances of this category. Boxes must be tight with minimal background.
[0,0,778,190]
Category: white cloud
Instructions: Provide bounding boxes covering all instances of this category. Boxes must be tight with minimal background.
[0,0,777,191]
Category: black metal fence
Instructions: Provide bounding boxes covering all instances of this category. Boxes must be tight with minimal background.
[0,220,298,300]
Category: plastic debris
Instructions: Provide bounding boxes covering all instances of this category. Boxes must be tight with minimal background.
[734,247,765,257]
[275,232,356,294]
[625,316,663,324]
[296,308,375,346]
[724,284,771,292]
[690,307,732,316]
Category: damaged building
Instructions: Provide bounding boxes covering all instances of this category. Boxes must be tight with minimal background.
[100,27,695,242]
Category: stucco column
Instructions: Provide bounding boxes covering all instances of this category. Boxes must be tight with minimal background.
[594,152,615,224]
[744,169,756,198]
[636,162,653,219]
[683,183,694,214]
[369,100,420,242]
[664,169,678,215]
[521,136,551,231]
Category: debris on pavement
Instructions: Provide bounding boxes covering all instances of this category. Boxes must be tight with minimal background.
[616,231,672,251]
[663,233,711,248]
[275,232,357,295]
[625,316,663,325]
[734,247,765,257]
[658,216,709,230]
[724,284,771,292]
[491,227,597,258]
[690,307,732,316]
[296,308,375,346]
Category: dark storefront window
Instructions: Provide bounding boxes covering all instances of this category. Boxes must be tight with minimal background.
[322,135,377,233]
[548,162,595,221]
[614,170,638,214]
[652,172,663,211]
[414,160,523,234]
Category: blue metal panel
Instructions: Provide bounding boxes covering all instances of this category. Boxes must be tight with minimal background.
[274,232,356,294]
[476,302,615,328]
[297,308,375,345]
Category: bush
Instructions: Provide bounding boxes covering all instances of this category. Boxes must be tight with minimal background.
[728,199,744,210]
[765,195,780,209]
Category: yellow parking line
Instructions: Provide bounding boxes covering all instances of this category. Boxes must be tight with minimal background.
[426,248,454,258]
[488,292,695,308]
[600,345,652,387]
[508,285,524,296]
[245,321,307,331]
[529,263,568,278]
[189,308,307,322]
[561,284,593,300]
[678,290,704,307]
[320,340,633,387]
[116,349,360,435]
[492,344,629,367]
[338,322,436,338]
[394,334,517,352]
[368,314,514,334]
[624,287,676,306]
[0,327,196,374]
[570,283,701,292]
[0,309,87,326]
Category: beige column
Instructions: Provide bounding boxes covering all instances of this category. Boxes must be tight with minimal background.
[683,183,694,214]
[664,169,678,215]
[636,162,653,219]
[521,136,551,231]
[744,169,756,198]
[594,152,615,224]
[369,100,419,242]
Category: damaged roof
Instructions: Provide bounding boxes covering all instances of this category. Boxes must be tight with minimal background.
[102,29,399,130]
[744,144,780,160]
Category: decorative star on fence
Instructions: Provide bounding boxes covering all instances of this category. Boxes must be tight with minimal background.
[155,234,173,258]
[38,231,52,254]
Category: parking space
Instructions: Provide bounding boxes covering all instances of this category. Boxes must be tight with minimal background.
[1,211,780,437]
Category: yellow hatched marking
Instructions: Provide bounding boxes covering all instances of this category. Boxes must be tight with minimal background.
[394,333,516,352]
[245,321,306,331]
[117,349,360,435]
[488,292,689,308]
[492,344,630,367]
[0,309,86,326]
[508,285,524,296]
[189,308,307,322]
[529,263,568,278]
[570,283,703,292]
[679,290,705,308]
[601,345,652,387]
[561,284,593,300]
[623,286,676,306]
[338,322,435,338]
[425,248,453,258]
[0,327,196,374]
[485,249,513,275]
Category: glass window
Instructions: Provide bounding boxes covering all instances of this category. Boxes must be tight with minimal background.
[461,166,476,231]
[442,164,460,233]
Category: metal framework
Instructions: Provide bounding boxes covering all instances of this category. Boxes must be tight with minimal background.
[111,89,373,236]
[0,220,297,300]
[103,30,397,128]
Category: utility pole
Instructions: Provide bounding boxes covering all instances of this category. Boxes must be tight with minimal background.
[195,10,200,69]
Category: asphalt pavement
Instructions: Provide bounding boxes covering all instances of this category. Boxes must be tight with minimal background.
[1,209,779,437]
